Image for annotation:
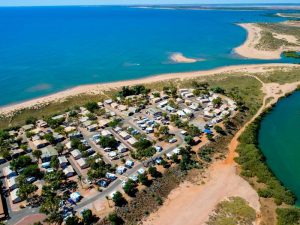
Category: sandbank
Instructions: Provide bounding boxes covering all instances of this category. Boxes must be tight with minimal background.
[169,52,203,63]
[234,23,300,60]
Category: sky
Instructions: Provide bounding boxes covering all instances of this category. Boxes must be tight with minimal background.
[0,0,300,6]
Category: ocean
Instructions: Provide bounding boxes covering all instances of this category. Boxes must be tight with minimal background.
[0,6,296,105]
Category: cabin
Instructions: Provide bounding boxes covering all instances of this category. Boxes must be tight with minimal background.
[11,189,22,204]
[41,146,58,162]
[63,165,75,177]
[117,144,128,153]
[3,166,17,179]
[71,149,82,160]
[119,131,130,140]
[101,130,112,137]
[32,139,48,149]
[116,166,127,175]
[127,137,137,146]
[7,177,18,190]
[58,156,68,168]
[76,158,89,169]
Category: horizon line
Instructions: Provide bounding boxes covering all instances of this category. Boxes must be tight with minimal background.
[1,3,300,7]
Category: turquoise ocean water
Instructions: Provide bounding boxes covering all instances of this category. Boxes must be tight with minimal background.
[259,92,300,205]
[0,6,297,105]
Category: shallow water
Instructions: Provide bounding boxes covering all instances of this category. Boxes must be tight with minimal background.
[0,6,296,105]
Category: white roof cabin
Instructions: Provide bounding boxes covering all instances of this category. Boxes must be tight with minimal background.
[111,102,119,109]
[104,99,113,104]
[158,100,168,108]
[127,137,137,145]
[118,105,128,111]
[101,130,112,137]
[117,144,128,153]
[58,156,68,168]
[119,131,130,140]
[63,165,75,177]
[76,158,89,169]
[3,166,17,178]
[7,176,18,190]
[11,189,22,204]
[71,149,82,160]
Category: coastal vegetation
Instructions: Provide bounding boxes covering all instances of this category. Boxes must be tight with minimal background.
[256,23,300,51]
[283,51,300,59]
[207,197,256,225]
[235,112,300,224]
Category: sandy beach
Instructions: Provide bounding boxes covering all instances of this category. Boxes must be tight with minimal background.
[169,52,203,63]
[234,23,300,60]
[0,63,298,117]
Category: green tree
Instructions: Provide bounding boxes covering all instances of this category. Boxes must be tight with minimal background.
[123,179,137,197]
[108,212,124,225]
[55,143,64,155]
[44,133,55,144]
[85,102,99,113]
[99,136,118,149]
[82,209,95,225]
[65,216,81,225]
[25,116,37,125]
[112,191,127,207]
[148,167,161,178]
[32,149,42,161]
[138,173,151,186]
[16,175,37,200]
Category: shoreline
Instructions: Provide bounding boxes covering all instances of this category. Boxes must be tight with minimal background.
[234,23,300,60]
[234,23,282,59]
[0,63,298,116]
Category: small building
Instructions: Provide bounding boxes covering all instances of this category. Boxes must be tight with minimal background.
[3,167,17,179]
[76,158,89,169]
[151,97,161,104]
[158,100,168,108]
[106,172,117,180]
[108,151,117,159]
[98,119,110,128]
[52,114,65,120]
[116,166,127,175]
[101,130,112,137]
[146,127,154,134]
[64,126,76,133]
[22,124,34,131]
[114,126,123,133]
[127,137,137,146]
[7,176,18,190]
[11,189,22,204]
[41,146,58,162]
[148,108,162,117]
[63,165,75,177]
[70,192,81,203]
[71,149,82,160]
[104,99,113,104]
[87,124,98,132]
[118,105,127,111]
[125,160,134,168]
[119,131,130,140]
[58,156,68,168]
[117,144,128,153]
[32,139,48,149]
[176,98,184,103]
[111,102,119,109]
